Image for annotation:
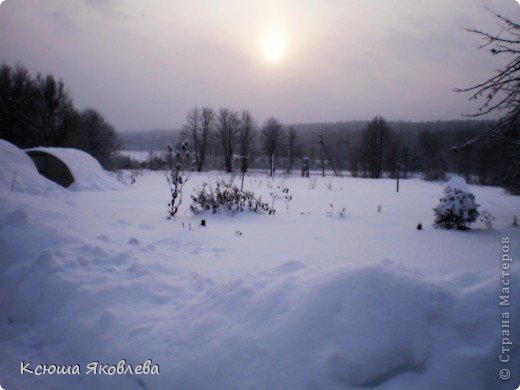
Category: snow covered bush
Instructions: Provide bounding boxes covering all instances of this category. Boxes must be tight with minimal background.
[433,176,480,230]
[164,141,192,219]
[190,181,274,215]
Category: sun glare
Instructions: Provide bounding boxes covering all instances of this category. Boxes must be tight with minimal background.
[261,30,286,64]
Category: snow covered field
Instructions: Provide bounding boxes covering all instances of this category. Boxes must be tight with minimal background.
[119,150,164,162]
[1,144,519,389]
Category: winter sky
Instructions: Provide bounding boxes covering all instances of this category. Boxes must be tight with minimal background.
[0,0,519,131]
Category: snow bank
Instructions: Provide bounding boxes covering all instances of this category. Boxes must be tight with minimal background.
[445,175,470,192]
[0,253,516,389]
[163,262,515,390]
[0,139,65,196]
[25,146,121,191]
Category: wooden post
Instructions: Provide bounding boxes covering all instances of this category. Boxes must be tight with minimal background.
[240,156,247,191]
[319,134,339,177]
[396,161,401,193]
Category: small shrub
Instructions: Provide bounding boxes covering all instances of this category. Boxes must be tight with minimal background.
[433,177,480,230]
[190,181,274,215]
[269,183,292,212]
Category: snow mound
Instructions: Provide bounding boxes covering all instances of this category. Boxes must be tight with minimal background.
[0,139,65,196]
[25,146,121,191]
[159,262,514,389]
[446,175,469,192]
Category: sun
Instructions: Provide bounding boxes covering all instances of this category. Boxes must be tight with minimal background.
[261,29,286,64]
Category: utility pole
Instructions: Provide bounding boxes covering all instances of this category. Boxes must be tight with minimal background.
[318,135,339,177]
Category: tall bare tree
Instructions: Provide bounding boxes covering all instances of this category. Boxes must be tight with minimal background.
[238,110,256,173]
[79,108,121,168]
[181,107,214,172]
[0,64,43,147]
[417,130,446,181]
[216,107,240,172]
[359,116,391,178]
[36,73,74,147]
[261,117,285,176]
[454,10,520,193]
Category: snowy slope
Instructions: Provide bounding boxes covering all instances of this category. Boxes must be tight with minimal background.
[0,171,519,389]
[0,140,65,196]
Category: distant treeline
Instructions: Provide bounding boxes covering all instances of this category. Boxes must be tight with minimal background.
[0,63,120,168]
[0,63,513,191]
[119,111,512,190]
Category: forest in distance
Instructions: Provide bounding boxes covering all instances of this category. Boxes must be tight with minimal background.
[119,117,511,190]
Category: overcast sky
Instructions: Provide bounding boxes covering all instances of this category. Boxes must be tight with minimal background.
[1,0,519,131]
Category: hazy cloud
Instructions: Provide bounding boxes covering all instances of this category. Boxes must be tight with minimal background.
[0,0,519,131]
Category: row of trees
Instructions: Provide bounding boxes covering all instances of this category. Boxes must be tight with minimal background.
[0,63,120,167]
[181,107,292,175]
[145,110,506,189]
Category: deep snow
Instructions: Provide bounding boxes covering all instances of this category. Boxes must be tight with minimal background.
[0,144,519,389]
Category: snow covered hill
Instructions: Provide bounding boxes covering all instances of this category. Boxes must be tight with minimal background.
[0,158,519,389]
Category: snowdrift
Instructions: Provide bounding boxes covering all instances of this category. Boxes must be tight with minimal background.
[0,219,517,390]
[0,139,65,196]
[0,170,518,389]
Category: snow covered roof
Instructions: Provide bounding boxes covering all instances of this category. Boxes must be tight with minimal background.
[0,139,65,196]
[25,146,121,191]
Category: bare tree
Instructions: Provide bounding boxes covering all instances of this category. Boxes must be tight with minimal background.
[238,110,256,173]
[454,10,520,193]
[348,146,361,177]
[36,73,73,146]
[0,64,44,147]
[359,116,391,178]
[181,108,200,168]
[286,127,297,173]
[181,107,214,172]
[417,131,447,181]
[216,107,240,172]
[261,117,285,176]
[79,108,121,168]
